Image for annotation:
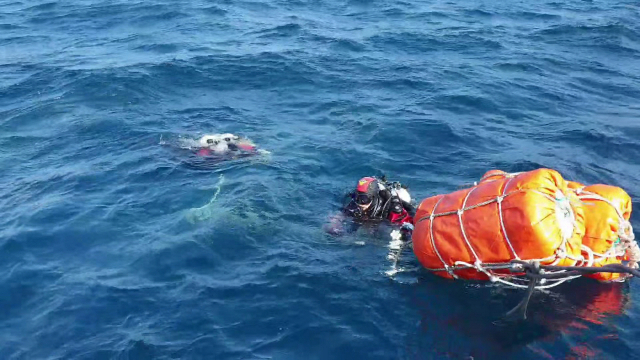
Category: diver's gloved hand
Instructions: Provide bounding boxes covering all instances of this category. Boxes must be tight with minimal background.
[390,223,413,243]
[325,214,346,236]
[326,225,344,236]
[401,223,414,231]
[400,223,414,241]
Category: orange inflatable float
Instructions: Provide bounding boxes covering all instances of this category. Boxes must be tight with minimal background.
[567,182,635,281]
[412,168,639,284]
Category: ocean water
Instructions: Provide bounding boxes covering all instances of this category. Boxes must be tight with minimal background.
[1,0,640,359]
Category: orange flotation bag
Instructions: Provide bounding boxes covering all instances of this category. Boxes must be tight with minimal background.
[566,182,635,281]
[412,168,587,281]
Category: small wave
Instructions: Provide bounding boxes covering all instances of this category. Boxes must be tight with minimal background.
[0,23,24,30]
[0,99,70,134]
[201,5,228,16]
[347,0,377,7]
[555,128,640,167]
[433,94,501,115]
[575,60,628,78]
[462,9,493,18]
[408,11,451,20]
[381,7,407,17]
[0,34,51,45]
[536,23,640,42]
[304,32,367,53]
[367,32,445,53]
[134,43,180,54]
[115,340,159,359]
[151,52,320,91]
[172,106,243,117]
[329,38,366,53]
[26,6,73,25]
[0,1,23,8]
[250,23,302,39]
[372,77,434,91]
[25,3,190,30]
[490,160,551,173]
[367,31,503,54]
[587,41,640,56]
[546,1,565,8]
[24,2,58,12]
[237,0,277,12]
[495,62,545,75]
[135,11,189,24]
[514,11,562,21]
[572,76,640,102]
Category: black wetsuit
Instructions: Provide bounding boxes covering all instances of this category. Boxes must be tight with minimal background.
[337,183,415,238]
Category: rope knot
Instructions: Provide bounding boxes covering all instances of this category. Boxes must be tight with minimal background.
[532,261,540,272]
[619,221,634,240]
[511,262,524,272]
[556,248,566,258]
[444,265,458,279]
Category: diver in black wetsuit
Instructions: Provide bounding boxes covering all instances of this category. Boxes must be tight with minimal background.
[326,176,415,240]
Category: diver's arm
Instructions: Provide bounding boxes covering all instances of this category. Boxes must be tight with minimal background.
[325,212,347,236]
[402,200,416,216]
[325,211,360,236]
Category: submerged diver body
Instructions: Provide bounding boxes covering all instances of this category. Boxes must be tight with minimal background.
[162,133,269,170]
[194,133,259,157]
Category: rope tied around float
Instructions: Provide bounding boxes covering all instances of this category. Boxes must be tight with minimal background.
[418,170,640,288]
[411,169,640,320]
[502,259,640,320]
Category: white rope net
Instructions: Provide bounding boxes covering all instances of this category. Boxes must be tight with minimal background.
[418,172,638,289]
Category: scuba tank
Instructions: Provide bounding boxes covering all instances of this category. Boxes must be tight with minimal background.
[385,181,413,211]
[392,187,411,204]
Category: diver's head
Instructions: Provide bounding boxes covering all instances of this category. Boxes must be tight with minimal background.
[355,177,380,213]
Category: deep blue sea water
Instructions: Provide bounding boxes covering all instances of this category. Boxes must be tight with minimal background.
[1,0,640,359]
